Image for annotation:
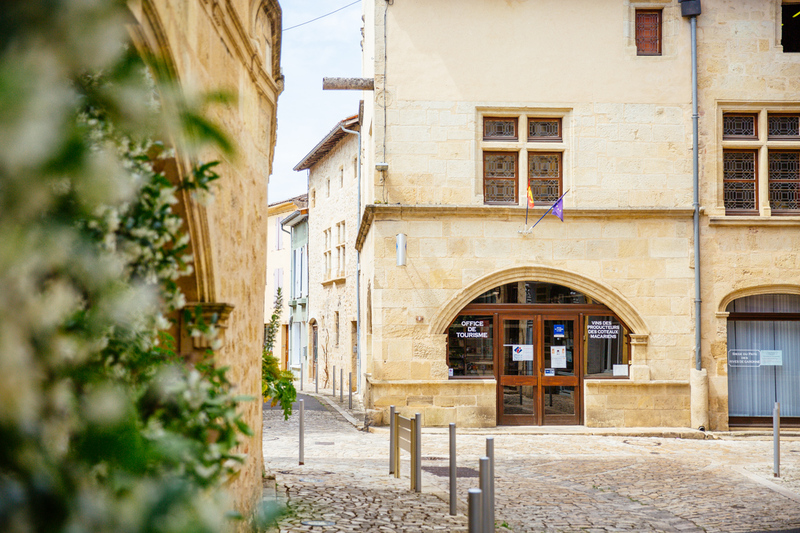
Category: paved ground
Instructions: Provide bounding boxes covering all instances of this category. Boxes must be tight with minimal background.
[263,391,800,532]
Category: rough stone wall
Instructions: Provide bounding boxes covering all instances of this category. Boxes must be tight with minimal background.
[307,132,361,390]
[696,0,800,430]
[131,0,282,521]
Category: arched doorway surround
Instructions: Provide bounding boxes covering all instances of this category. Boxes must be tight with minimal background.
[430,266,649,337]
[432,266,649,426]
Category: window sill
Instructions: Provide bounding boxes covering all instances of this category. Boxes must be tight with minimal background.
[709,216,800,226]
[322,276,346,286]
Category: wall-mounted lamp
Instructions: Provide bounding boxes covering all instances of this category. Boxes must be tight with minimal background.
[396,233,407,266]
[376,162,389,172]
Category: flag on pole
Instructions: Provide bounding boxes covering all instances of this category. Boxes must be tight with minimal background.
[552,195,564,221]
[527,186,535,208]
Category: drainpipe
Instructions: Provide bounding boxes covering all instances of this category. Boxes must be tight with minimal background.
[680,0,708,430]
[341,123,362,393]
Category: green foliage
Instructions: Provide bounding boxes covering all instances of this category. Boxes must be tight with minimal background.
[0,0,256,531]
[262,289,296,420]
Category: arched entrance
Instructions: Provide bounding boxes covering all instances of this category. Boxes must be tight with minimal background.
[447,281,631,425]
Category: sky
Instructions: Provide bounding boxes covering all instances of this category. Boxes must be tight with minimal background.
[268,1,364,204]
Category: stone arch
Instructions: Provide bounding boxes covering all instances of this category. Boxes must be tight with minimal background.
[249,0,282,78]
[717,284,800,314]
[429,265,650,337]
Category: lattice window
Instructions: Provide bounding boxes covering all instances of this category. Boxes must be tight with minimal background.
[768,114,800,139]
[483,118,517,141]
[528,119,561,141]
[769,151,800,212]
[528,153,561,203]
[723,151,757,213]
[635,10,662,56]
[483,152,517,204]
[723,114,757,139]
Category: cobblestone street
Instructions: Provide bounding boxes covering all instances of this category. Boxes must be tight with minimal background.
[263,393,800,532]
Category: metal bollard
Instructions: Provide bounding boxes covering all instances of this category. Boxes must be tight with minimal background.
[414,413,422,493]
[333,365,336,397]
[480,457,491,532]
[449,423,457,516]
[348,372,353,409]
[774,401,781,477]
[468,488,482,533]
[486,437,495,529]
[340,368,344,402]
[389,405,396,474]
[299,399,305,465]
[300,362,303,392]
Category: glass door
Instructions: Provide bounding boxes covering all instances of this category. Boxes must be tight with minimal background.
[498,317,537,425]
[541,316,580,425]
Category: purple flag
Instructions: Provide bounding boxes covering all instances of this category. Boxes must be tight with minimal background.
[552,196,564,221]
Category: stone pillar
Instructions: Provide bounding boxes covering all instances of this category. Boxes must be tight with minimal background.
[629,334,650,382]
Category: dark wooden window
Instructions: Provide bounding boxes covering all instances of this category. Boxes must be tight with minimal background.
[483,117,518,141]
[723,113,758,140]
[768,113,800,139]
[635,10,662,56]
[782,3,800,53]
[723,150,758,214]
[528,152,561,203]
[769,150,800,213]
[528,118,561,141]
[483,151,518,204]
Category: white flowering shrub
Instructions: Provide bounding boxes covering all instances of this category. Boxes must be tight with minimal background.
[0,0,266,531]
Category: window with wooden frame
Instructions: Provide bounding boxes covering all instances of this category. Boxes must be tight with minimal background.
[483,117,518,141]
[528,152,562,203]
[483,151,518,204]
[723,113,757,140]
[723,150,758,215]
[528,118,562,141]
[635,9,662,56]
[721,110,800,216]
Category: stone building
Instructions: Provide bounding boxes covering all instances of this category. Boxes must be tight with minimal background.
[348,0,800,430]
[281,203,310,378]
[295,115,362,391]
[128,0,282,519]
[265,194,306,369]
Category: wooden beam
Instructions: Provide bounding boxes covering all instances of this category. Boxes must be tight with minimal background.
[323,77,375,90]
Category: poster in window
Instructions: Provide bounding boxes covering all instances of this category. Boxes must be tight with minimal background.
[509,344,533,362]
[551,346,567,368]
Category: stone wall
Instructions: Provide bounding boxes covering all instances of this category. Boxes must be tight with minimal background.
[130,0,282,522]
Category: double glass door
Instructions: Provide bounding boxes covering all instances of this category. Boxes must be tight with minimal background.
[497,314,580,425]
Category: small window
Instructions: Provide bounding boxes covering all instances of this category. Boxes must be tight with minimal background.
[782,3,800,53]
[483,152,518,204]
[723,150,758,214]
[769,150,800,213]
[635,10,662,56]
[528,118,561,141]
[528,152,562,204]
[483,117,518,141]
[768,113,800,139]
[723,113,758,140]
[326,178,330,197]
[334,311,340,346]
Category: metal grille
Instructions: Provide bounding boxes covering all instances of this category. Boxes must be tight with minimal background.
[723,151,756,211]
[768,115,800,138]
[484,118,516,140]
[723,114,756,138]
[528,119,560,140]
[635,11,661,55]
[484,152,516,203]
[769,151,800,211]
[528,153,560,202]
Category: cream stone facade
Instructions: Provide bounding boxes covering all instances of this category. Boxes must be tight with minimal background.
[266,195,305,370]
[344,0,800,430]
[128,0,282,521]
[295,116,362,391]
